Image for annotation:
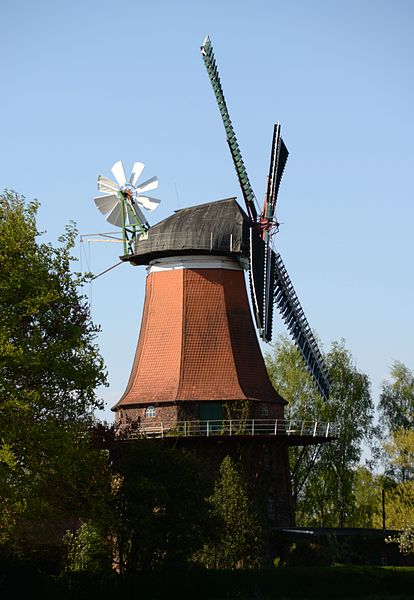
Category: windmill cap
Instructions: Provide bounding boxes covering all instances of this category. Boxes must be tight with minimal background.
[123,197,254,266]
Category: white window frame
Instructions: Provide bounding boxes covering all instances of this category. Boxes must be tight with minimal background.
[145,405,156,418]
[260,403,269,417]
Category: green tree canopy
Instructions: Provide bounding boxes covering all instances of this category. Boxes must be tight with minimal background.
[266,336,374,527]
[379,361,414,434]
[0,190,109,555]
[380,429,414,554]
[197,455,263,569]
[108,441,213,572]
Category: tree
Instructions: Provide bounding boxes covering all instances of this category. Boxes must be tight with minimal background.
[378,361,414,434]
[266,336,374,527]
[375,361,414,482]
[383,429,414,483]
[108,441,213,572]
[197,455,263,569]
[0,190,109,558]
[380,429,414,554]
[265,334,322,421]
[351,466,382,528]
[63,521,112,573]
[371,362,414,554]
[377,429,414,530]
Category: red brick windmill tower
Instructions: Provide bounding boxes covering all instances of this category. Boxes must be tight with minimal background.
[94,37,333,528]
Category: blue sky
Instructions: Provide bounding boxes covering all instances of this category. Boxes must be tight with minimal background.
[1,0,413,423]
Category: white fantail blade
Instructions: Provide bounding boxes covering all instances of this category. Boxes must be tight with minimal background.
[106,200,124,227]
[122,197,138,226]
[135,195,161,212]
[97,175,119,194]
[123,202,135,226]
[131,199,149,226]
[126,204,148,227]
[126,206,138,226]
[135,176,158,194]
[94,194,119,215]
[111,160,127,188]
[130,162,145,186]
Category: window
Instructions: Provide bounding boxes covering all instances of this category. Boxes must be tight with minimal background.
[145,406,156,418]
[267,495,276,521]
[260,403,269,417]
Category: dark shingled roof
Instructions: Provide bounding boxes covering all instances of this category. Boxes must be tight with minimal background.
[124,197,252,266]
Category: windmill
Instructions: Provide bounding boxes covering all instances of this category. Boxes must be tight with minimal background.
[93,38,337,538]
[94,160,160,255]
[200,36,329,401]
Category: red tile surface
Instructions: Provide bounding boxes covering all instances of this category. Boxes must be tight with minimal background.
[113,267,284,410]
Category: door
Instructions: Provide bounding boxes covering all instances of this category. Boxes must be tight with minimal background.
[199,402,222,433]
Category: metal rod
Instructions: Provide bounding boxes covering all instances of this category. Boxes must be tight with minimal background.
[90,261,124,281]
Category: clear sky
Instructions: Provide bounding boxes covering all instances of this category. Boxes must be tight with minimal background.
[1,0,413,423]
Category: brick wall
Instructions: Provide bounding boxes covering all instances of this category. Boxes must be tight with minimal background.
[115,399,285,429]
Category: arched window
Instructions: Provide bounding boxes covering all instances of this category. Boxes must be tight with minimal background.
[145,406,156,418]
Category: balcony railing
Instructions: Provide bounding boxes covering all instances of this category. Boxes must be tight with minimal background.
[116,418,339,440]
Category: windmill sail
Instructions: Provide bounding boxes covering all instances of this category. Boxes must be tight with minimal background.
[200,36,258,223]
[261,124,288,342]
[271,250,329,401]
[263,244,276,341]
[201,35,330,401]
[249,229,265,333]
[263,123,289,242]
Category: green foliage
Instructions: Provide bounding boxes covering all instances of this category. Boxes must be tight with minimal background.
[378,429,414,552]
[351,467,382,528]
[384,429,414,483]
[108,441,212,572]
[0,190,107,420]
[378,480,414,531]
[265,334,322,420]
[197,455,263,569]
[266,336,374,527]
[63,522,112,573]
[222,400,253,433]
[379,362,414,434]
[387,526,414,556]
[375,364,414,553]
[0,190,109,556]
